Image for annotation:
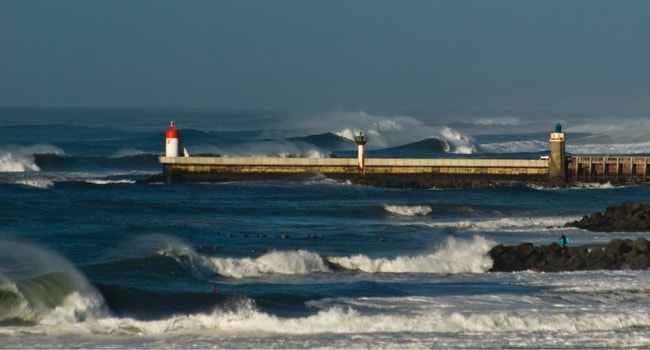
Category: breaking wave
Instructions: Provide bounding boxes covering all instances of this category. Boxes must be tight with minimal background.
[0,241,108,325]
[0,144,63,172]
[154,235,495,278]
[384,205,432,217]
[326,236,494,274]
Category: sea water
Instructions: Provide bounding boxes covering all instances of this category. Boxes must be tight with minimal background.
[1,108,650,348]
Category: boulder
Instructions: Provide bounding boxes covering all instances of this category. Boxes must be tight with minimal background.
[488,238,650,272]
[565,201,650,232]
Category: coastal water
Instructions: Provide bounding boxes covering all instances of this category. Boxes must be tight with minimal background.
[2,108,650,348]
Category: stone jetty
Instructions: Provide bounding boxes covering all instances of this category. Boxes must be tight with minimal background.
[565,201,650,232]
[490,201,650,272]
[488,238,650,272]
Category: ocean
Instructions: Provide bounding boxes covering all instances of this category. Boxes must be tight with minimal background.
[1,107,650,348]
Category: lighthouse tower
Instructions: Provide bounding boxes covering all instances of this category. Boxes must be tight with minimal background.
[165,121,180,157]
[354,131,368,174]
[549,123,566,184]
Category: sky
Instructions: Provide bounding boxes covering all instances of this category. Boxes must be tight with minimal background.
[2,0,650,114]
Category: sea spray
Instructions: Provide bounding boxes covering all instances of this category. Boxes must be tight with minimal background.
[438,127,476,154]
[0,144,63,172]
[421,216,580,233]
[0,241,107,324]
[384,205,432,217]
[206,250,330,279]
[479,139,548,154]
[327,236,495,274]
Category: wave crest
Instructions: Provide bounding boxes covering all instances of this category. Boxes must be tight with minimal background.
[439,127,476,154]
[0,241,107,325]
[206,250,330,278]
[0,144,64,172]
[327,236,495,274]
[384,205,432,217]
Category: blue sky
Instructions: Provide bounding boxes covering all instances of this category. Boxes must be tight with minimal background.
[2,0,649,113]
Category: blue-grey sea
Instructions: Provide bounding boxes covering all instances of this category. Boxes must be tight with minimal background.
[2,107,650,348]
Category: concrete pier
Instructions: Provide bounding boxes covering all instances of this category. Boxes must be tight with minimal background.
[159,155,549,185]
[156,123,650,187]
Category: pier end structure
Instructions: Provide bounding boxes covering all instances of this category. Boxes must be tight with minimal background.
[354,131,368,174]
[165,121,181,157]
[549,123,567,184]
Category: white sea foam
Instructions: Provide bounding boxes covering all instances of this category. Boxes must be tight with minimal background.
[7,288,650,349]
[332,111,459,150]
[514,270,650,293]
[4,246,650,348]
[277,149,325,158]
[221,139,326,158]
[0,241,108,325]
[39,291,107,325]
[570,181,617,189]
[0,152,39,172]
[327,236,495,274]
[566,116,650,140]
[14,178,54,189]
[85,179,136,185]
[479,139,548,154]
[111,148,146,158]
[384,205,432,217]
[304,173,350,186]
[471,116,523,126]
[0,144,63,172]
[529,181,625,190]
[421,216,581,233]
[165,236,495,278]
[438,127,476,154]
[567,141,650,155]
[204,249,330,278]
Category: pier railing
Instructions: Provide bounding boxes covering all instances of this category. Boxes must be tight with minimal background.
[568,156,650,183]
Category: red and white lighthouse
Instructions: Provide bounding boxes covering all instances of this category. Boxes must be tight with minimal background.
[165,121,180,157]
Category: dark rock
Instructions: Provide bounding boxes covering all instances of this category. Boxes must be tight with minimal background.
[565,201,650,232]
[488,238,650,272]
[632,238,650,254]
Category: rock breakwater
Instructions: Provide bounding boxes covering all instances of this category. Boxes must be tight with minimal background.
[488,238,650,272]
[565,201,650,232]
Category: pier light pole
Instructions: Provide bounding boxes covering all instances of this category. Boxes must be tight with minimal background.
[549,123,566,185]
[354,131,368,175]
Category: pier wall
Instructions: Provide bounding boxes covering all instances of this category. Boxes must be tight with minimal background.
[159,156,550,185]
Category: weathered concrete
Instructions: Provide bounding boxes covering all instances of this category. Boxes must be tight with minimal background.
[158,156,550,185]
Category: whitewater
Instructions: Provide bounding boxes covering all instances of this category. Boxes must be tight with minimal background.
[1,107,650,348]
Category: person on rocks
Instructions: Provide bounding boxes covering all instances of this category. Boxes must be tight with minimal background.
[559,233,569,253]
